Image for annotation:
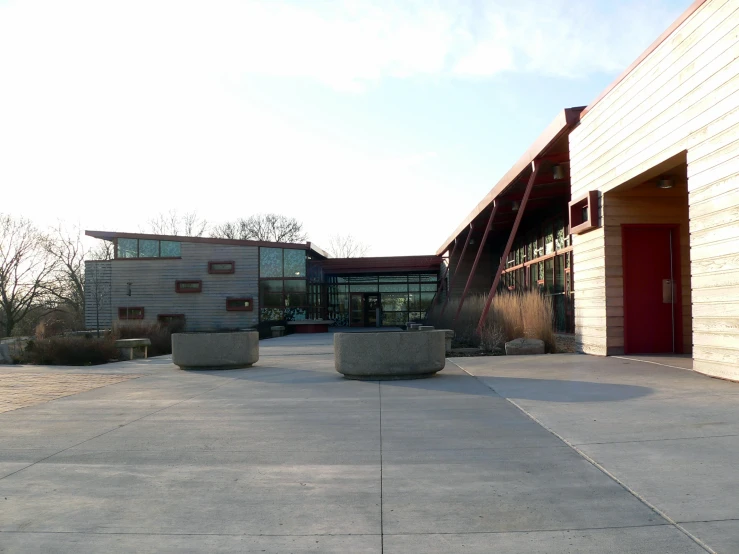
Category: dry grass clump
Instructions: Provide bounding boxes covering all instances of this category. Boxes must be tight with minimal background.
[427,290,555,353]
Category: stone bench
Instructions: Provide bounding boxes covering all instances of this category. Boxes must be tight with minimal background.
[286,320,334,334]
[172,331,259,370]
[114,338,151,360]
[334,331,446,380]
[271,325,286,338]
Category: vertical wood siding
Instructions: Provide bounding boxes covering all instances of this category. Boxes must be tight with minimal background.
[104,243,259,332]
[570,0,739,378]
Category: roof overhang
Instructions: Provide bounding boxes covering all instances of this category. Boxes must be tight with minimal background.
[315,255,442,275]
[435,107,584,256]
[85,229,328,257]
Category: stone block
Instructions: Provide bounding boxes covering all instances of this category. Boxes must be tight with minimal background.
[271,326,285,338]
[418,326,435,331]
[334,331,445,380]
[505,338,545,355]
[0,344,13,365]
[439,329,454,353]
[172,331,259,370]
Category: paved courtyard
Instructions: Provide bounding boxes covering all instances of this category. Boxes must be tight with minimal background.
[0,332,737,553]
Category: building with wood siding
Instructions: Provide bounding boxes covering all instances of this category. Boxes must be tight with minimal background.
[437,0,739,381]
[84,231,442,331]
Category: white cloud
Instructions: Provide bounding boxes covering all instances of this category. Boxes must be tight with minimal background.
[0,0,687,255]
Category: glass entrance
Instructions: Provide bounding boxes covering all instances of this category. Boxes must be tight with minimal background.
[366,294,380,327]
[350,293,364,327]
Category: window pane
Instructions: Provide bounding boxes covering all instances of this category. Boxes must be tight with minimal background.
[381,293,407,312]
[117,238,137,258]
[350,284,378,293]
[161,241,181,257]
[286,291,307,307]
[284,249,306,277]
[263,294,283,308]
[379,284,408,293]
[260,280,283,294]
[260,247,283,277]
[408,292,420,311]
[284,280,306,293]
[421,283,438,292]
[383,312,407,326]
[139,239,159,257]
[544,223,554,255]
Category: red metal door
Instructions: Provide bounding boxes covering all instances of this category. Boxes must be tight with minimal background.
[622,226,680,354]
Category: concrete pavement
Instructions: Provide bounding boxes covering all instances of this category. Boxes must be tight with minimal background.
[0,332,734,553]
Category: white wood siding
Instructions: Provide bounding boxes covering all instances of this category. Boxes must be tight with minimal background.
[570,0,739,379]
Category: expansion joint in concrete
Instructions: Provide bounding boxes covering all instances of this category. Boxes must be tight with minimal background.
[451,361,718,554]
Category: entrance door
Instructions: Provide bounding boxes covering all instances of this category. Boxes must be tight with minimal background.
[366,294,380,327]
[622,226,681,354]
[350,293,364,327]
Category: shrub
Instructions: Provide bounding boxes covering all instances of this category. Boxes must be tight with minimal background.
[427,290,556,353]
[19,335,118,366]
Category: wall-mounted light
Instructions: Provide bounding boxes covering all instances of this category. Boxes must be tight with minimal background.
[656,177,674,189]
[553,164,565,180]
[511,201,520,212]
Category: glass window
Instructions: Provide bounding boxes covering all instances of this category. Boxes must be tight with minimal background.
[284,249,306,277]
[260,280,283,308]
[382,293,407,312]
[379,284,408,293]
[285,280,307,307]
[161,241,181,257]
[139,239,159,258]
[555,218,566,250]
[226,297,253,311]
[544,223,554,255]
[260,247,283,277]
[350,284,379,293]
[117,238,137,258]
[420,283,438,292]
[419,292,436,311]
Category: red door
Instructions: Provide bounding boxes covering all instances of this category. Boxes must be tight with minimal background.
[622,226,681,354]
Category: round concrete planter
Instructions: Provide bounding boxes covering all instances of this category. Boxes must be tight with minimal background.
[172,331,259,370]
[334,331,446,380]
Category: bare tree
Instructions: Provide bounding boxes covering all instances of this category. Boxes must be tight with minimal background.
[42,223,112,331]
[86,261,110,337]
[326,234,370,258]
[0,214,57,337]
[211,214,307,243]
[43,223,86,329]
[146,210,208,237]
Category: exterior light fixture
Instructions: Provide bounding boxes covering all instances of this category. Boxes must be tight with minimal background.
[553,164,565,180]
[656,177,674,189]
[511,201,520,212]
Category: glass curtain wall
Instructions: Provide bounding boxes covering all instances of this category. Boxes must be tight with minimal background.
[259,247,308,321]
[318,274,438,327]
[499,213,574,333]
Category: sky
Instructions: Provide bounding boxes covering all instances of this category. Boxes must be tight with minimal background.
[0,0,693,256]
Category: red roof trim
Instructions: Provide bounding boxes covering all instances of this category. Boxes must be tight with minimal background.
[435,107,583,256]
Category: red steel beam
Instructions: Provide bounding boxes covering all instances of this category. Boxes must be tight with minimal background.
[441,224,474,315]
[477,161,540,333]
[428,236,460,314]
[453,201,499,322]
